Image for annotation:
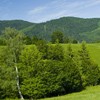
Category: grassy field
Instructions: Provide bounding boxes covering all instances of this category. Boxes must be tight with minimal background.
[87,43,100,67]
[61,43,100,67]
[1,43,99,67]
[40,85,100,100]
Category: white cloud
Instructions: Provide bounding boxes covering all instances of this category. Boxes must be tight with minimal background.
[27,0,100,22]
[28,6,47,15]
[77,0,100,9]
[35,10,67,22]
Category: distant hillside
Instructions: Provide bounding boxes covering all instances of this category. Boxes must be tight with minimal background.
[21,17,100,42]
[0,17,100,42]
[0,20,33,34]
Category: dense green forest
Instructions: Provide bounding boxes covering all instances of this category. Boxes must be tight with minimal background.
[0,17,100,42]
[0,27,100,99]
[0,20,33,34]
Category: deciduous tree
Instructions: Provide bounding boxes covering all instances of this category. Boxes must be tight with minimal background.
[2,27,25,99]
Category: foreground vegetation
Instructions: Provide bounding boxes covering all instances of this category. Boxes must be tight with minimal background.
[40,85,100,100]
[0,28,100,99]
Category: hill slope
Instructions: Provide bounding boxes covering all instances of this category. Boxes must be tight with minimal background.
[0,17,100,42]
[0,20,33,34]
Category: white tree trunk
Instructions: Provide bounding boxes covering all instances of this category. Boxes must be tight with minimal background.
[15,65,24,100]
[13,50,24,100]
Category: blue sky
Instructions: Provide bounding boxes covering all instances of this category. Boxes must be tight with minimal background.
[0,0,100,23]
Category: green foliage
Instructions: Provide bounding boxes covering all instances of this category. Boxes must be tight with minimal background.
[79,42,100,86]
[51,31,64,43]
[63,37,78,44]
[62,44,82,93]
[35,40,48,59]
[0,27,25,99]
[0,20,33,34]
[47,43,64,60]
[0,37,6,45]
[19,45,42,99]
[24,35,32,45]
[20,45,41,67]
[3,27,25,62]
[0,26,99,100]
[31,36,39,44]
[0,45,18,99]
[0,17,100,42]
[22,17,100,42]
[0,65,17,98]
[20,60,64,99]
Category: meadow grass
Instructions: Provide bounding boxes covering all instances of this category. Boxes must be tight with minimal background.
[62,43,100,67]
[40,85,100,100]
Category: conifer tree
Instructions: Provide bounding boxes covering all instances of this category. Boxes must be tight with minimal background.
[51,31,64,43]
[62,44,82,93]
[79,41,100,86]
[47,40,64,60]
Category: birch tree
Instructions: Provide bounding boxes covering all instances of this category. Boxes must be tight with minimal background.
[3,27,25,99]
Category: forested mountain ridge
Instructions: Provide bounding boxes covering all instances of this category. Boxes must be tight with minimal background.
[0,17,100,42]
[0,20,33,34]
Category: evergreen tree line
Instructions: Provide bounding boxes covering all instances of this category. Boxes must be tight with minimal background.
[24,31,78,45]
[0,30,78,45]
[0,28,100,99]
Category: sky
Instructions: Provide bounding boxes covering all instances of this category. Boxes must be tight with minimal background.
[0,0,100,23]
